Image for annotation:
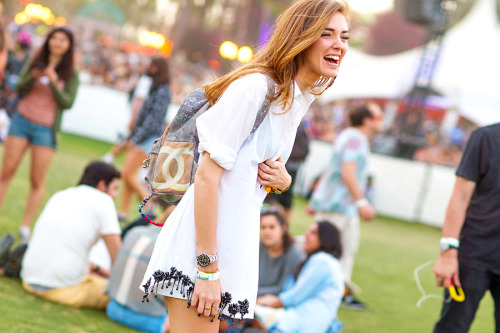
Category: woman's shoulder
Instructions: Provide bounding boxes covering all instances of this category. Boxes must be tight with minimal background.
[305,252,341,277]
[230,72,269,94]
[309,251,338,266]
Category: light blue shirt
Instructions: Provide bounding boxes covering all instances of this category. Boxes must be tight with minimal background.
[275,252,344,333]
[311,127,369,217]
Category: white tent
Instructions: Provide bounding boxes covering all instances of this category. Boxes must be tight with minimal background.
[321,0,500,126]
[320,48,420,100]
[433,0,500,124]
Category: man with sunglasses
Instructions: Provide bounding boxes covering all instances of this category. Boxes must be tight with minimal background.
[309,102,384,310]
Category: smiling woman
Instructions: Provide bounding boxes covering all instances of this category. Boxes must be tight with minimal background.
[295,12,350,90]
[139,1,352,332]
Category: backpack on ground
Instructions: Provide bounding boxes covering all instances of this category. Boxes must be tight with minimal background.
[3,243,28,278]
[0,234,28,278]
[139,76,274,225]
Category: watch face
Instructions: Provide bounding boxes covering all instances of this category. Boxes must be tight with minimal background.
[197,253,210,267]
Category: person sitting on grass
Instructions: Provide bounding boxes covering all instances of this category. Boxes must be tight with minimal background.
[258,204,304,297]
[255,222,344,333]
[20,161,122,309]
[106,225,170,333]
[221,205,304,333]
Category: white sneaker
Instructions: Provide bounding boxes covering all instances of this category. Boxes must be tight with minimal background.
[101,153,114,164]
[19,226,31,243]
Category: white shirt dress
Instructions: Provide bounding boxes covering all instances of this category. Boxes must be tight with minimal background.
[140,73,315,319]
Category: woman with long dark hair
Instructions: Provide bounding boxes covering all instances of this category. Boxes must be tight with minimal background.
[258,204,304,297]
[140,1,351,331]
[118,57,171,220]
[256,222,344,333]
[0,27,79,241]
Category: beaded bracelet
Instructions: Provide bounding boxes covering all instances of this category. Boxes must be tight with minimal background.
[265,182,291,195]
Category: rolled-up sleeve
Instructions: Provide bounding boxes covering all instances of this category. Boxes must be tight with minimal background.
[196,73,268,170]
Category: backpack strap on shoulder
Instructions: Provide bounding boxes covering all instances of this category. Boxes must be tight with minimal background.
[250,75,275,133]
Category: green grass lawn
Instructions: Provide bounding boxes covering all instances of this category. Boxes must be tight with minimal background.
[0,134,495,332]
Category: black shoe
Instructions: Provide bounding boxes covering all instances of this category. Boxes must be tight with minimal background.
[0,234,15,268]
[341,293,366,310]
[4,243,28,278]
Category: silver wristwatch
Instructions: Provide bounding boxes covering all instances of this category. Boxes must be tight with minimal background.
[197,252,218,267]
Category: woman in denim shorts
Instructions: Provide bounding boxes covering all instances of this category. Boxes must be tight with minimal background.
[0,27,79,241]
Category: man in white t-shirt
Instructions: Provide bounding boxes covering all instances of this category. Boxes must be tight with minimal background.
[21,161,122,309]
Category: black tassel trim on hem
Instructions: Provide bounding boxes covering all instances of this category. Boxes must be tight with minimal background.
[142,267,250,320]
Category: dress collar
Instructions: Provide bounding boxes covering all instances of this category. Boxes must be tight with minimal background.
[293,80,316,105]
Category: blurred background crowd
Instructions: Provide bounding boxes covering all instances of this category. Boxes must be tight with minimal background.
[2,0,496,167]
[0,0,500,332]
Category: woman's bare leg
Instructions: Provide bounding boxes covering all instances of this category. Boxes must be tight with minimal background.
[166,297,219,333]
[119,146,148,217]
[22,145,56,227]
[0,136,30,210]
[155,205,175,224]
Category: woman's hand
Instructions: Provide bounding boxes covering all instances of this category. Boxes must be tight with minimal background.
[31,68,44,80]
[89,263,110,278]
[305,202,316,216]
[258,157,291,192]
[256,295,283,308]
[123,140,135,151]
[45,67,59,84]
[191,278,221,318]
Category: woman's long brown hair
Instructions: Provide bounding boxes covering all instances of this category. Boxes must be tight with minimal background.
[149,57,171,90]
[32,27,75,82]
[203,0,350,111]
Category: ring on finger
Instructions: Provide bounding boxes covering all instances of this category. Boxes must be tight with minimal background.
[205,306,212,311]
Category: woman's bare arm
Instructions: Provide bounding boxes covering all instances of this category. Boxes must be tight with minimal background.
[192,152,224,317]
